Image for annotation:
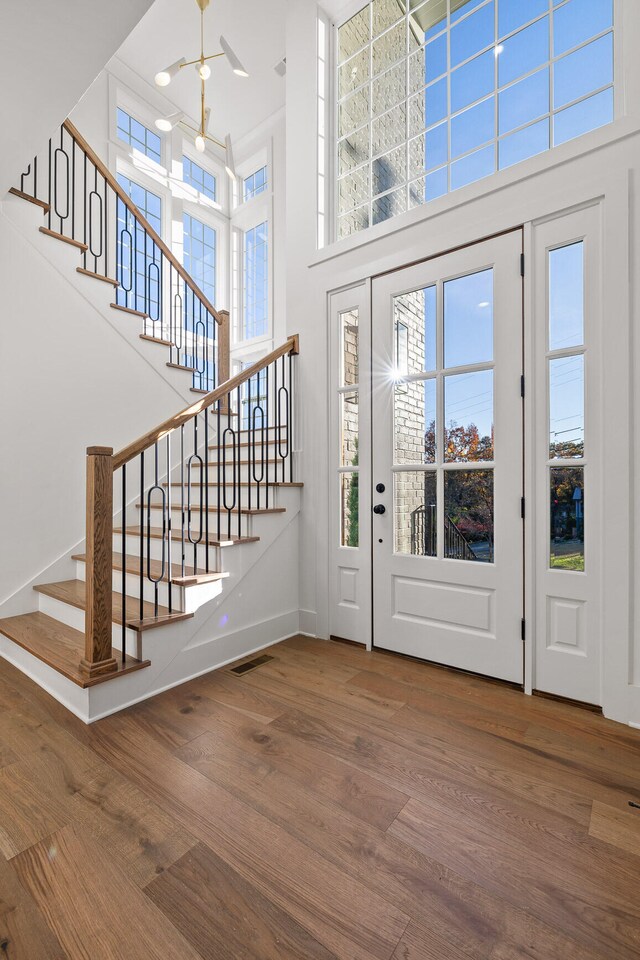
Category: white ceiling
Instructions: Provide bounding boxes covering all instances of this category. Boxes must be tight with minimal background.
[115,0,287,142]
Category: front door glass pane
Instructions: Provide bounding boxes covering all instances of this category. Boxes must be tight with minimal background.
[394,470,437,555]
[444,269,493,367]
[444,370,494,462]
[444,469,494,562]
[395,378,437,464]
[394,285,437,373]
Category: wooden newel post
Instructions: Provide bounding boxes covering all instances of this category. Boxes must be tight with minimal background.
[80,446,117,679]
[218,310,231,416]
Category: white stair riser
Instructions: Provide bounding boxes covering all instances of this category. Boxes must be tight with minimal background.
[128,509,254,540]
[36,591,140,655]
[111,533,223,569]
[74,561,184,610]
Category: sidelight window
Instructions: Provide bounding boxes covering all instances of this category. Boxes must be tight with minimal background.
[548,240,585,570]
[338,308,360,546]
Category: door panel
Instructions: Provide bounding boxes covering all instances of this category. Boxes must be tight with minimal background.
[372,232,524,682]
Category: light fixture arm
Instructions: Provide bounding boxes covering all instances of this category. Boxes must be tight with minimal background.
[153,0,245,173]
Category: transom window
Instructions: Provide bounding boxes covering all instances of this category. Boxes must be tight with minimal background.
[336,0,614,240]
[116,108,162,164]
[243,166,268,202]
[183,156,217,201]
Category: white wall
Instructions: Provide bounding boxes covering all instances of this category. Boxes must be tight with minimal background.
[0,198,194,614]
[284,0,640,726]
[0,0,154,195]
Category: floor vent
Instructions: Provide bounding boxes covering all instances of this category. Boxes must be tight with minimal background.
[231,654,274,675]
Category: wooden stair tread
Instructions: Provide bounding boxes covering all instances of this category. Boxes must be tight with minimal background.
[39,226,88,251]
[0,612,149,688]
[193,459,284,467]
[164,481,303,488]
[166,361,196,373]
[76,267,119,286]
[140,333,175,347]
[110,302,149,319]
[209,437,287,451]
[8,187,50,212]
[115,527,259,547]
[71,552,229,587]
[33,580,193,632]
[136,503,286,516]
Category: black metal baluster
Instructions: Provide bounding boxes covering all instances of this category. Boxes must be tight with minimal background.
[82,151,87,269]
[71,136,76,242]
[247,375,252,513]
[180,424,186,578]
[147,441,166,618]
[166,432,172,614]
[133,213,138,312]
[265,364,270,509]
[236,386,242,541]
[139,451,144,623]
[217,402,222,542]
[204,411,210,572]
[121,464,127,661]
[186,417,204,573]
[47,138,52,229]
[288,352,293,482]
[104,174,109,279]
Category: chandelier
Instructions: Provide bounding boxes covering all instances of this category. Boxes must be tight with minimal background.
[153,0,248,179]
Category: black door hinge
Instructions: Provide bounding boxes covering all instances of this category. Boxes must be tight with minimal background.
[520,253,525,277]
[521,618,526,642]
[520,374,525,398]
[521,497,526,519]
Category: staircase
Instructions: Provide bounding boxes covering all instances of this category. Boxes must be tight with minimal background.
[0,121,302,721]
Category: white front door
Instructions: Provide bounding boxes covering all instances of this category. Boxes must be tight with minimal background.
[372,232,524,682]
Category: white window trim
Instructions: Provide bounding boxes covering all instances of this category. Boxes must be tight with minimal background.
[322,0,628,256]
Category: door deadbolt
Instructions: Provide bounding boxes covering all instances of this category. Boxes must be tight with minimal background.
[373,504,386,515]
[376,483,385,493]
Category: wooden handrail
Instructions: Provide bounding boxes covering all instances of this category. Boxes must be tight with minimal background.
[112,334,299,470]
[63,118,223,326]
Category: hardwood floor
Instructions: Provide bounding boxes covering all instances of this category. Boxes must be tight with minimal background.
[1,636,640,959]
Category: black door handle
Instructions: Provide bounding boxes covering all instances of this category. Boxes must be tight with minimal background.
[373,504,386,515]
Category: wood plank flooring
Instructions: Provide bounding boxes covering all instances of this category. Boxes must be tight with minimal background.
[1,635,639,959]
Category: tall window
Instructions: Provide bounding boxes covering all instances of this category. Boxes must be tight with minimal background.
[183,156,217,201]
[115,175,162,317]
[243,221,269,339]
[336,0,614,240]
[548,240,585,571]
[243,166,268,202]
[116,108,162,163]
[183,213,217,380]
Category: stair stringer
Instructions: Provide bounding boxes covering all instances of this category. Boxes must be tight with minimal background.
[86,500,301,721]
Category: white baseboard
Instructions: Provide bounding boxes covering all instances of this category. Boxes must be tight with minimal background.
[86,608,300,722]
[299,609,317,636]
